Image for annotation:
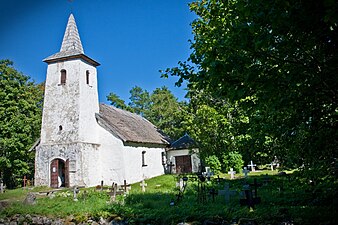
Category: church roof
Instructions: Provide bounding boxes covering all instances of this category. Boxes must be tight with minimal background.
[169,133,198,150]
[96,104,170,146]
[44,14,99,66]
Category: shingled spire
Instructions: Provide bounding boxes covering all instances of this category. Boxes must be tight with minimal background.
[44,14,99,66]
[60,14,84,53]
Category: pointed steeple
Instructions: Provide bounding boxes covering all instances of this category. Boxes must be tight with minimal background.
[60,14,84,53]
[44,14,99,66]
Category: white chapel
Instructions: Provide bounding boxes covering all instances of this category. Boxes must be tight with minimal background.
[34,14,172,188]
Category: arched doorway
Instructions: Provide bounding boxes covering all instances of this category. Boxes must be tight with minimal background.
[50,158,69,188]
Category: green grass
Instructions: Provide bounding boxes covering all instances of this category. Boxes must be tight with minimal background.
[0,171,337,224]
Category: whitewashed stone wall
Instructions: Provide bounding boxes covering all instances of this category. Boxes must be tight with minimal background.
[34,143,99,187]
[96,125,165,186]
[167,148,200,173]
[40,59,99,145]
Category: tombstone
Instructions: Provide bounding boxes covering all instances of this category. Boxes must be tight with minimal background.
[109,183,118,202]
[214,175,223,185]
[197,175,207,203]
[23,176,27,188]
[121,180,131,193]
[242,167,249,178]
[23,193,36,205]
[218,182,230,204]
[240,179,261,209]
[228,168,236,180]
[140,180,147,192]
[247,161,256,172]
[0,180,4,193]
[73,186,79,201]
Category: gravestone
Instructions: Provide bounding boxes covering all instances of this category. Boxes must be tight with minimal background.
[23,193,36,205]
[73,186,79,201]
[228,168,236,180]
[197,175,207,203]
[242,167,249,178]
[109,183,118,202]
[0,180,4,193]
[121,180,131,193]
[168,161,175,174]
[140,180,147,192]
[23,176,27,188]
[218,182,237,204]
[247,161,256,172]
[240,179,261,209]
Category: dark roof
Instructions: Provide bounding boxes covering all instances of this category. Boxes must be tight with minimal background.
[96,104,170,146]
[170,133,198,150]
[43,14,99,67]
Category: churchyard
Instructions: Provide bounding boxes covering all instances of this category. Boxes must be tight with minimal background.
[0,168,337,225]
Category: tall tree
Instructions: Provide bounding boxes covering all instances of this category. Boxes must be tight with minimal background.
[146,87,186,140]
[166,0,338,177]
[106,93,131,111]
[128,86,150,115]
[0,60,43,188]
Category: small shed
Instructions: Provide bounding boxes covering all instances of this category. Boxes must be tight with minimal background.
[166,134,200,174]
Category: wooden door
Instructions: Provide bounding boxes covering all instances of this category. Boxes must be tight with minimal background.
[50,159,59,188]
[65,159,70,188]
[175,155,192,174]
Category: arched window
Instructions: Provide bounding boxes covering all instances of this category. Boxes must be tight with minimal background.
[86,70,90,85]
[60,69,67,85]
[142,151,147,167]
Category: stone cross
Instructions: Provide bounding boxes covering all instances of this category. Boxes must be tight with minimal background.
[168,161,175,174]
[110,183,118,202]
[247,161,256,171]
[23,176,27,187]
[73,186,79,201]
[228,168,236,180]
[242,167,249,178]
[140,180,147,192]
[218,183,231,204]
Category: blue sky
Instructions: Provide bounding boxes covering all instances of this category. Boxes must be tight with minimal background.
[0,0,195,103]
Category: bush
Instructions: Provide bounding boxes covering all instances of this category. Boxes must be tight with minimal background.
[204,155,221,174]
[221,151,244,173]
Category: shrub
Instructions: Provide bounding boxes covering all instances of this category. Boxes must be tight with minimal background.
[204,155,221,174]
[221,151,244,173]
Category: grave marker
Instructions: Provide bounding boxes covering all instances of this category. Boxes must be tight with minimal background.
[73,186,79,201]
[0,180,4,193]
[140,180,147,192]
[121,180,131,193]
[247,161,256,171]
[23,176,27,188]
[242,167,249,178]
[228,168,236,180]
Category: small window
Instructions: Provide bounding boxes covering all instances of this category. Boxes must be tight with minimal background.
[60,70,67,85]
[86,70,90,85]
[59,125,63,131]
[142,151,147,167]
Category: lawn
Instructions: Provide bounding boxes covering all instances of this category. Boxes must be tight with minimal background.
[0,169,337,224]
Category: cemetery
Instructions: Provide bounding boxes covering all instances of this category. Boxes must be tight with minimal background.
[0,166,337,225]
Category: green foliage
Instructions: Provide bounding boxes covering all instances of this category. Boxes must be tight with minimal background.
[204,155,221,174]
[128,86,150,115]
[222,151,244,173]
[165,0,338,176]
[106,93,132,111]
[0,59,43,188]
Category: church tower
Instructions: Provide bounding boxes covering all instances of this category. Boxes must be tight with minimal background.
[35,14,101,187]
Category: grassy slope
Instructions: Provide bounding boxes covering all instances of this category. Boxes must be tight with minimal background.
[0,170,337,224]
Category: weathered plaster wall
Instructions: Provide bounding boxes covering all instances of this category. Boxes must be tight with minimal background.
[34,143,99,187]
[123,145,165,184]
[40,59,99,145]
[166,148,200,173]
[96,125,165,185]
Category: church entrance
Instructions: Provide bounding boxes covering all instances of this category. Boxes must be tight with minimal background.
[175,155,192,174]
[50,158,69,188]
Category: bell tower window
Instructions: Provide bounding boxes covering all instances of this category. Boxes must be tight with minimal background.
[60,69,67,85]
